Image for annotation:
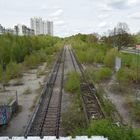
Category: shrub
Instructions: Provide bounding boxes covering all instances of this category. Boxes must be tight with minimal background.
[104,48,118,68]
[116,68,129,84]
[62,104,86,136]
[132,101,140,122]
[94,51,105,63]
[64,71,80,93]
[116,68,137,84]
[85,67,112,83]
[24,53,41,69]
[84,119,138,140]
[95,67,112,83]
[6,61,22,80]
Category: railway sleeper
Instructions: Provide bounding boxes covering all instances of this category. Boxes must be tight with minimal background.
[82,93,95,98]
[44,118,57,121]
[85,102,97,106]
[42,128,57,133]
[43,121,57,125]
[83,98,95,103]
[43,123,57,127]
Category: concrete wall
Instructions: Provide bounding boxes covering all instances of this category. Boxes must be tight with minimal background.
[0,100,18,125]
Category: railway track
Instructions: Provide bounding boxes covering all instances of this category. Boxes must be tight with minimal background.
[68,47,104,123]
[25,45,104,137]
[25,48,66,137]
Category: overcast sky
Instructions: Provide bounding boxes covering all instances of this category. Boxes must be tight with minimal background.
[0,0,140,37]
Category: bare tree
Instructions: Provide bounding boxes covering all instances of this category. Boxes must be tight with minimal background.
[116,22,129,35]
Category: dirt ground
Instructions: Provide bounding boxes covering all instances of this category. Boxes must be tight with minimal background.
[0,46,79,136]
[0,63,48,136]
[84,64,140,128]
[102,74,140,128]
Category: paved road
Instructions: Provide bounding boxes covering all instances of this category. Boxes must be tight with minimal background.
[121,48,140,55]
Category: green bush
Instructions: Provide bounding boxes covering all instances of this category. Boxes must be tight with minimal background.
[104,48,118,68]
[24,53,41,69]
[94,51,105,63]
[6,61,22,80]
[86,67,112,83]
[95,67,112,83]
[116,68,138,84]
[64,71,80,93]
[62,104,86,136]
[116,68,129,84]
[84,119,139,140]
[132,101,140,122]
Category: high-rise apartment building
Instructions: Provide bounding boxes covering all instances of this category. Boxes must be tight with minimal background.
[30,17,53,36]
[47,21,53,36]
[31,18,42,35]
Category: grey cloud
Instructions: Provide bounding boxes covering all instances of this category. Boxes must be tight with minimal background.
[106,0,140,10]
[108,0,128,9]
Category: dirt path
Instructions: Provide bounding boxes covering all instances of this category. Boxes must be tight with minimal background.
[104,74,140,128]
[0,63,48,136]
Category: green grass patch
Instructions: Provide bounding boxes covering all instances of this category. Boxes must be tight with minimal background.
[64,71,80,93]
[84,119,139,140]
[85,67,112,83]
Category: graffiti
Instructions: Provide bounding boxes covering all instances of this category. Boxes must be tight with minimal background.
[0,106,11,125]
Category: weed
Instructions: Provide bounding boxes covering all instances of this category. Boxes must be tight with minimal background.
[23,87,32,95]
[64,71,80,93]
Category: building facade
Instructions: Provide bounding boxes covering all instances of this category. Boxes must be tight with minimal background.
[0,24,5,35]
[47,21,53,36]
[14,24,34,36]
[30,17,53,36]
[5,28,15,34]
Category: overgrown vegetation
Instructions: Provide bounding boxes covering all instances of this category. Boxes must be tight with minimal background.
[63,71,86,135]
[0,34,63,83]
[82,119,140,140]
[64,71,80,93]
[85,67,112,83]
[96,87,117,120]
[66,32,140,138]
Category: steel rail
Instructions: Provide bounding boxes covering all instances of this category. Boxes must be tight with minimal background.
[70,48,105,122]
[24,48,64,137]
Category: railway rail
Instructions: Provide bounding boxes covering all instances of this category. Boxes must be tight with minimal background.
[68,47,104,123]
[25,48,66,137]
[25,45,104,138]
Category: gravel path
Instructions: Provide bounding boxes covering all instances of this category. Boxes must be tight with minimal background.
[104,75,140,128]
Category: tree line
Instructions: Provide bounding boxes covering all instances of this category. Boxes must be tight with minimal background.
[0,34,63,83]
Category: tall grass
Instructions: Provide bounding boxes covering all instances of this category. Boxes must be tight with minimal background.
[85,67,112,83]
[64,71,80,93]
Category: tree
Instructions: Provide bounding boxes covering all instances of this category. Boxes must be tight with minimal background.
[110,22,136,50]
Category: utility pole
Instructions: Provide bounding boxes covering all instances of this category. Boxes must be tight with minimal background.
[135,47,139,101]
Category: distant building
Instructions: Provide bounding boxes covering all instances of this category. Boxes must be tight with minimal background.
[30,17,53,36]
[14,24,34,36]
[0,24,5,35]
[31,17,43,35]
[47,21,53,36]
[5,28,15,34]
